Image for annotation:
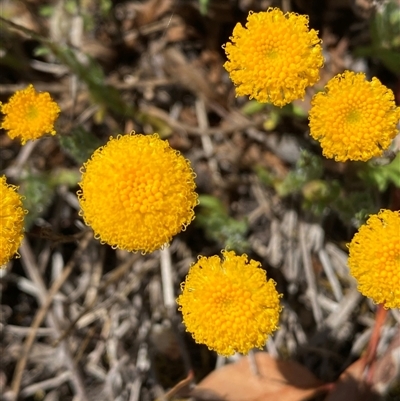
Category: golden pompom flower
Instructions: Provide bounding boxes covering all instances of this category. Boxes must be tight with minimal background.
[177,250,282,356]
[309,71,400,162]
[223,8,323,107]
[0,84,60,144]
[0,176,26,267]
[348,209,400,309]
[78,133,198,253]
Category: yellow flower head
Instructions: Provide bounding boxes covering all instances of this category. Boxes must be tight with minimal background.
[348,209,400,309]
[77,133,198,253]
[0,176,26,267]
[309,71,400,162]
[223,8,323,107]
[177,250,282,356]
[0,84,60,144]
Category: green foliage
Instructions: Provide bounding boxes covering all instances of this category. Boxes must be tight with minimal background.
[49,43,171,132]
[254,165,275,187]
[196,195,249,253]
[33,46,51,57]
[0,17,136,120]
[48,45,135,119]
[302,179,341,216]
[199,0,210,15]
[40,0,111,30]
[373,0,400,48]
[241,101,307,131]
[275,150,323,197]
[58,127,103,165]
[21,169,80,229]
[258,150,377,224]
[1,17,174,134]
[332,191,376,228]
[100,0,112,16]
[241,100,267,116]
[358,153,400,191]
[355,0,400,75]
[39,5,54,17]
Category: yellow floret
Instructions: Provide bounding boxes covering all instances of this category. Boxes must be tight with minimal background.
[309,71,400,162]
[0,176,26,267]
[177,250,282,356]
[77,133,198,253]
[223,8,323,107]
[0,84,60,144]
[348,209,400,309]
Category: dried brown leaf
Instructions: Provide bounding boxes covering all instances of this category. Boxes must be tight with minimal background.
[192,352,326,401]
[324,358,381,401]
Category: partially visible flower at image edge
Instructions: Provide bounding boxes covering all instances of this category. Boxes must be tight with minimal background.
[348,209,400,309]
[0,84,60,144]
[0,176,26,267]
[309,71,400,162]
[77,133,198,254]
[177,250,282,356]
[223,8,323,107]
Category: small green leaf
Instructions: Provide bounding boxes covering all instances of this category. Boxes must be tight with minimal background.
[241,100,266,115]
[254,165,276,187]
[360,0,400,75]
[302,179,341,216]
[263,110,280,131]
[45,44,137,119]
[20,169,80,229]
[39,5,54,17]
[59,127,103,165]
[100,0,112,16]
[359,153,400,191]
[196,195,249,253]
[21,172,54,229]
[291,103,308,118]
[332,191,376,228]
[199,0,210,15]
[33,45,51,57]
[275,150,323,197]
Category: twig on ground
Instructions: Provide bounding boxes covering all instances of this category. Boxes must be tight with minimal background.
[299,222,323,328]
[10,231,92,400]
[19,371,71,398]
[319,248,343,302]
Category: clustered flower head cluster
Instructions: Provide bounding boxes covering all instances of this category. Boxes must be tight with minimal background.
[221,8,400,328]
[2,6,398,360]
[77,134,282,354]
[348,210,400,309]
[0,176,26,267]
[177,250,282,356]
[78,133,198,254]
[223,10,400,163]
[1,84,60,144]
[309,71,400,162]
[223,8,323,107]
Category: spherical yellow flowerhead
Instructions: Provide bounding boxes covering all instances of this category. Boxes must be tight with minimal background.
[223,8,323,107]
[78,133,198,253]
[177,250,282,356]
[309,71,400,162]
[0,176,26,267]
[0,84,60,144]
[348,210,400,309]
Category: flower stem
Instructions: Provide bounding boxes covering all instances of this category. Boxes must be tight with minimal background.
[364,303,388,384]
